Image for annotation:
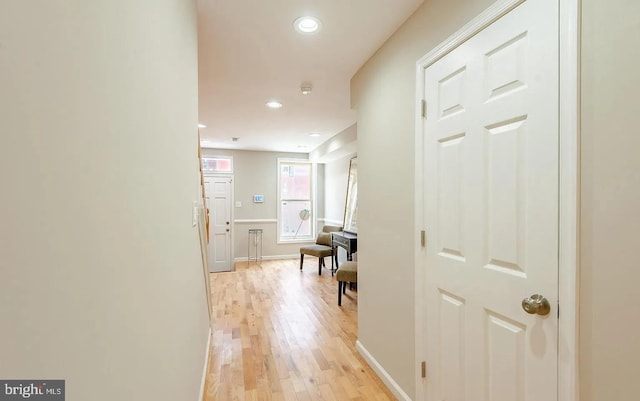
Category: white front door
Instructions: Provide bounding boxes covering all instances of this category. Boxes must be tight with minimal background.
[421,0,559,399]
[204,175,232,272]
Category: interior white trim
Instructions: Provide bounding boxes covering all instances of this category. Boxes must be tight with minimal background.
[415,0,525,69]
[558,0,581,400]
[413,1,580,400]
[356,341,412,401]
[276,158,317,243]
[202,156,234,175]
[198,328,212,401]
[234,254,299,263]
[414,52,427,401]
[234,219,278,224]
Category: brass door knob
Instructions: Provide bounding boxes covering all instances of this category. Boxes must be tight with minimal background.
[521,294,550,316]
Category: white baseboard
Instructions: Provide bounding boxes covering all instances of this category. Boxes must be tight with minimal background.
[234,218,277,224]
[356,340,412,401]
[234,254,299,263]
[198,328,212,401]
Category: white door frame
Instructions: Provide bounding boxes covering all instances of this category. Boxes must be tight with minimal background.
[413,0,580,400]
[204,173,235,271]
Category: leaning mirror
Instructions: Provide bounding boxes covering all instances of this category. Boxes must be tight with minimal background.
[343,157,358,234]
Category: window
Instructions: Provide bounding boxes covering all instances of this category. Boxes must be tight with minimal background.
[202,156,233,173]
[277,159,315,242]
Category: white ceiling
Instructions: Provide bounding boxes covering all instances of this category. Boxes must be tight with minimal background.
[197,0,424,153]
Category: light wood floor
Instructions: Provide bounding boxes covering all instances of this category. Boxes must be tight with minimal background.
[202,258,397,401]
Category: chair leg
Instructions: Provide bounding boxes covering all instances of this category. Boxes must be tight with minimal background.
[331,250,335,276]
[338,281,343,306]
[343,282,347,294]
[318,258,322,275]
[300,254,304,270]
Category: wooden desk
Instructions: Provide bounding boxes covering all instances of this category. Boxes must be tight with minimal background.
[331,231,357,268]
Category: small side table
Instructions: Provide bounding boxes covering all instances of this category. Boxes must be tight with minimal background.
[248,229,263,264]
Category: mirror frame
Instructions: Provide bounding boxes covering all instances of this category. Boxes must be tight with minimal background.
[343,157,358,234]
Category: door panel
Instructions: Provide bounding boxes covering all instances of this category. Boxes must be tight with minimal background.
[486,117,527,277]
[422,1,559,400]
[212,196,228,263]
[438,133,466,262]
[439,290,466,401]
[486,311,526,401]
[204,176,232,272]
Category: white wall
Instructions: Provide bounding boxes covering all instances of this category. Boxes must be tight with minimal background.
[323,155,353,226]
[0,1,210,400]
[350,0,498,398]
[309,123,358,164]
[352,0,640,399]
[580,0,640,400]
[200,148,355,264]
[201,149,310,260]
[323,154,354,263]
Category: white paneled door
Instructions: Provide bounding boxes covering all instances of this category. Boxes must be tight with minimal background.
[204,175,232,272]
[421,1,559,400]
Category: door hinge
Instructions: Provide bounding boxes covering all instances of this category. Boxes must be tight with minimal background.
[421,361,427,378]
[421,99,427,118]
[420,230,426,247]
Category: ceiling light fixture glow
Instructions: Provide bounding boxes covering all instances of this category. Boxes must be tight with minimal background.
[266,100,283,109]
[294,16,322,34]
[309,133,320,137]
[198,123,207,128]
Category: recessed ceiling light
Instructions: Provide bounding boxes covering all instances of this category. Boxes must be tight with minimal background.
[297,145,308,149]
[294,16,322,34]
[309,133,320,137]
[266,100,283,109]
[198,123,207,128]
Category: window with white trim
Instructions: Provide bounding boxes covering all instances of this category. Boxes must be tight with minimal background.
[277,159,315,242]
[202,156,233,174]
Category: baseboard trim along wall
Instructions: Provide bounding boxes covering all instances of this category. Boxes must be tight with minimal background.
[234,254,299,263]
[235,218,343,226]
[356,340,412,401]
[198,328,212,401]
[234,219,278,224]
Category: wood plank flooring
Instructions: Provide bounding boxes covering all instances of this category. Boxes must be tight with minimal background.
[202,258,397,401]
